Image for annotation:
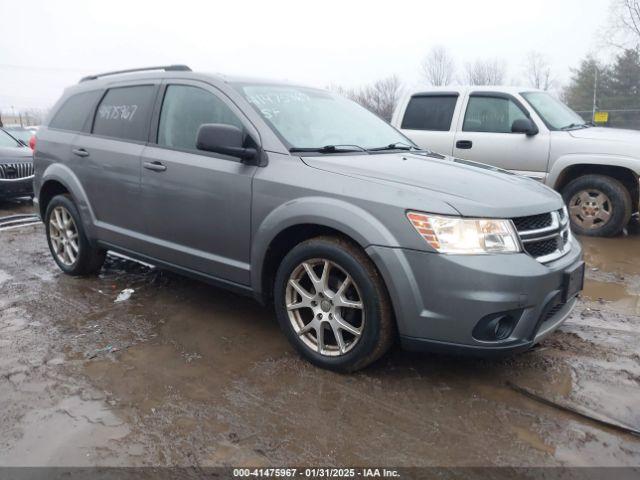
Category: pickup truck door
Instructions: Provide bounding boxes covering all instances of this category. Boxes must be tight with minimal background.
[452,92,550,180]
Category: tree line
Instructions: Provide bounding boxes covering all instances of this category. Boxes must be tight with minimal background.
[333,0,640,127]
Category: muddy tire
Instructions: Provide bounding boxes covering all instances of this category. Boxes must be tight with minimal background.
[562,174,632,237]
[45,194,106,276]
[274,236,394,372]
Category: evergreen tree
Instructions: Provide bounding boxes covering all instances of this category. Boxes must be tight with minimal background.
[563,56,613,113]
[609,48,640,109]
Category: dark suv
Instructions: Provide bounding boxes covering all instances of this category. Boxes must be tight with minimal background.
[34,65,584,371]
[0,128,34,199]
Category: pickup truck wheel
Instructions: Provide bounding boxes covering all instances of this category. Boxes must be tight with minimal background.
[45,194,106,276]
[274,236,394,372]
[563,175,632,237]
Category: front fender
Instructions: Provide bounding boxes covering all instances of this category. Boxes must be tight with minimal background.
[548,154,640,188]
[250,196,401,296]
[40,163,96,236]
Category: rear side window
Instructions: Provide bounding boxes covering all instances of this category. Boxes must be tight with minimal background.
[157,84,243,150]
[401,95,458,131]
[49,91,102,132]
[462,96,528,133]
[93,85,156,142]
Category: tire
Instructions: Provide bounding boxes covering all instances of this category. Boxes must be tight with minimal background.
[45,194,106,276]
[274,236,394,372]
[562,174,632,237]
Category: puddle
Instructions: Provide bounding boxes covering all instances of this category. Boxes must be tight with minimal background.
[580,234,640,279]
[583,279,640,316]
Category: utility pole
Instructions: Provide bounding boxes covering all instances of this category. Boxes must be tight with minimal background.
[591,67,598,123]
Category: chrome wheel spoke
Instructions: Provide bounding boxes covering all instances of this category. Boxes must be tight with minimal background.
[285,258,365,358]
[49,206,79,266]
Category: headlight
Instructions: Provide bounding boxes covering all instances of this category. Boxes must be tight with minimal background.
[407,212,521,254]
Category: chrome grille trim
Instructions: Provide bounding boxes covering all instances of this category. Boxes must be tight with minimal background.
[0,162,34,180]
[513,209,572,264]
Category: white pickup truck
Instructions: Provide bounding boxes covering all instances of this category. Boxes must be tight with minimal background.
[391,86,640,237]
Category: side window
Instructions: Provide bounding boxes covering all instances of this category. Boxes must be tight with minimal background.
[462,96,528,133]
[401,95,458,131]
[157,85,244,150]
[93,85,156,141]
[49,91,102,132]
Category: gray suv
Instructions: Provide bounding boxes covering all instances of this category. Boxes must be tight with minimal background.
[34,65,585,371]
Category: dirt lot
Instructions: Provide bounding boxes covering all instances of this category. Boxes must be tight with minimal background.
[0,197,639,468]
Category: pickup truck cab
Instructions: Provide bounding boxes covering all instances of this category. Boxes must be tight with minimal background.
[392,86,640,237]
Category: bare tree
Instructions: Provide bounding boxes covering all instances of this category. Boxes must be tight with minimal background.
[463,58,507,85]
[523,51,555,90]
[606,0,640,48]
[329,76,403,122]
[420,46,455,86]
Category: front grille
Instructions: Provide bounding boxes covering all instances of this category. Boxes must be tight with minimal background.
[0,162,34,179]
[512,212,552,231]
[512,209,571,263]
[524,238,558,258]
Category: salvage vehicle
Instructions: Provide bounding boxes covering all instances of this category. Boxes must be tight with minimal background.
[0,128,34,199]
[391,87,640,237]
[34,66,584,371]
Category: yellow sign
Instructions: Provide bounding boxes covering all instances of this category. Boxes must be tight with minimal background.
[594,111,609,123]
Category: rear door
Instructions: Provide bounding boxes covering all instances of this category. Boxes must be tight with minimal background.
[139,80,258,285]
[397,93,459,155]
[73,83,158,248]
[453,92,550,178]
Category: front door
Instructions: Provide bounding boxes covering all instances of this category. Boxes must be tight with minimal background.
[453,93,550,179]
[140,82,257,285]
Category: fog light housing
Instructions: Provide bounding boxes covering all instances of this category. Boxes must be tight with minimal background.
[473,311,520,342]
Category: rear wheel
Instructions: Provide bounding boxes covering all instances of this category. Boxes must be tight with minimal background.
[562,174,632,237]
[45,194,106,275]
[274,236,394,372]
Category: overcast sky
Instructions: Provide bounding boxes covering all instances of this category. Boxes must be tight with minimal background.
[0,0,612,111]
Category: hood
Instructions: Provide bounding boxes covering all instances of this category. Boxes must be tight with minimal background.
[302,152,563,218]
[0,146,32,163]
[568,126,640,143]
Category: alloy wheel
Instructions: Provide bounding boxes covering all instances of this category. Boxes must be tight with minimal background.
[49,206,80,266]
[568,189,612,231]
[285,258,365,357]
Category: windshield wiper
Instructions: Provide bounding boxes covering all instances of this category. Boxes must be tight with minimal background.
[560,123,589,130]
[367,141,418,152]
[289,144,367,153]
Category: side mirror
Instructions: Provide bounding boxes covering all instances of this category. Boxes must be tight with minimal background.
[511,118,539,136]
[196,124,258,162]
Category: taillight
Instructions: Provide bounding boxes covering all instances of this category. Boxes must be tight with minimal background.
[29,135,36,151]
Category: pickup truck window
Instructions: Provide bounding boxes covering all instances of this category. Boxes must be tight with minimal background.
[401,95,457,131]
[521,91,586,130]
[462,96,528,133]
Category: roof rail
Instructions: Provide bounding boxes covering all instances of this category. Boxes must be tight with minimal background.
[80,65,192,83]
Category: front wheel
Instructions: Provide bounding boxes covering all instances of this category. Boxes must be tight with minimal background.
[45,194,106,275]
[562,174,632,237]
[274,236,394,372]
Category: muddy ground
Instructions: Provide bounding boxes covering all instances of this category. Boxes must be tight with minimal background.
[0,197,639,468]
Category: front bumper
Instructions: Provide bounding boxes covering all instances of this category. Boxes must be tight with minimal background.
[0,176,34,199]
[366,236,583,356]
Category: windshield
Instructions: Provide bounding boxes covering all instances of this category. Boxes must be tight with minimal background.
[0,129,21,148]
[236,84,411,151]
[521,92,587,130]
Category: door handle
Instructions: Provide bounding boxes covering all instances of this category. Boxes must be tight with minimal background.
[455,140,473,150]
[143,161,167,172]
[72,148,90,158]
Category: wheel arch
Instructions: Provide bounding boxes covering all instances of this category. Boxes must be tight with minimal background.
[251,197,400,304]
[38,164,97,234]
[550,156,640,212]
